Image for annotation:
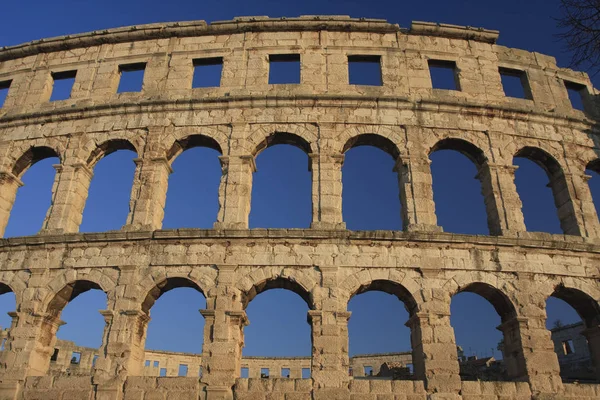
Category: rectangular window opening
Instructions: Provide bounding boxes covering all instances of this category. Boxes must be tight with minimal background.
[92,355,99,367]
[70,351,81,364]
[268,54,300,84]
[406,363,414,374]
[192,57,223,88]
[50,70,76,101]
[144,360,151,367]
[153,360,159,368]
[563,339,575,355]
[364,366,373,376]
[0,338,6,351]
[499,67,532,99]
[428,60,460,91]
[281,367,290,378]
[50,348,59,362]
[565,80,587,111]
[0,80,11,108]
[301,368,311,379]
[198,365,203,377]
[241,367,249,378]
[159,367,167,377]
[117,62,146,93]
[348,367,353,376]
[348,55,382,86]
[178,364,188,376]
[260,367,270,378]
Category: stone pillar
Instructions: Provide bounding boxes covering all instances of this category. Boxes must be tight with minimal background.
[310,153,346,230]
[581,325,600,381]
[0,172,23,237]
[405,312,461,398]
[497,316,563,394]
[201,265,247,400]
[42,163,93,233]
[397,156,442,232]
[124,157,172,231]
[0,310,64,379]
[477,162,527,236]
[547,171,599,237]
[309,310,351,399]
[214,156,255,230]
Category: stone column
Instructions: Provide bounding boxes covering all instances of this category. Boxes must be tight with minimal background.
[42,163,93,233]
[124,157,173,231]
[547,171,598,237]
[581,325,600,381]
[397,156,442,232]
[309,310,351,399]
[201,265,247,400]
[0,172,23,237]
[497,316,563,394]
[310,153,346,230]
[214,156,255,230]
[477,162,527,236]
[405,312,461,398]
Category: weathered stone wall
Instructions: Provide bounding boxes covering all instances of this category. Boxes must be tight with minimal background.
[0,15,599,400]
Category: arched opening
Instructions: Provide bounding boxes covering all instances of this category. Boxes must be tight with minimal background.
[242,277,312,379]
[142,277,206,377]
[546,286,600,383]
[5,147,60,237]
[250,132,312,228]
[80,140,137,232]
[451,283,518,381]
[0,284,16,353]
[342,134,402,230]
[347,280,417,380]
[513,147,564,234]
[163,135,222,229]
[429,139,488,235]
[585,159,600,221]
[45,280,107,375]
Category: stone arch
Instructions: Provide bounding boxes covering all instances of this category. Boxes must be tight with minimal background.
[246,124,317,156]
[163,126,229,162]
[45,280,105,317]
[42,269,117,313]
[429,138,488,166]
[235,267,320,310]
[549,284,600,327]
[339,269,422,315]
[338,125,404,159]
[11,145,61,178]
[514,146,565,178]
[136,266,218,315]
[0,270,28,307]
[85,138,139,168]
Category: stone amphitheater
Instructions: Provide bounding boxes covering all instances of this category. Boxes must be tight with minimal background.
[0,14,599,400]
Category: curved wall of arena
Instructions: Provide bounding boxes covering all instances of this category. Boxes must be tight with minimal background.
[0,15,599,400]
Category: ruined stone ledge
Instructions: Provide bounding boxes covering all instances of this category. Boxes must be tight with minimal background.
[411,21,499,44]
[0,16,403,63]
[0,228,598,254]
[0,92,594,131]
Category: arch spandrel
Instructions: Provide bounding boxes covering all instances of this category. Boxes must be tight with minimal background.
[234,266,320,310]
[10,142,64,178]
[244,124,318,157]
[336,125,405,159]
[0,271,27,307]
[338,268,422,315]
[162,126,230,162]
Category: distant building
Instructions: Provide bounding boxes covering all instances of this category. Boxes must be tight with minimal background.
[550,322,595,382]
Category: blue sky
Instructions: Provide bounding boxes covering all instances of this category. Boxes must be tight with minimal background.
[0,0,594,371]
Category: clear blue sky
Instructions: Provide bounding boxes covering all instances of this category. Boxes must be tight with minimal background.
[0,0,592,369]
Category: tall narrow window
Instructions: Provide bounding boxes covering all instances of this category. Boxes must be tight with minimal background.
[0,80,11,108]
[428,60,460,91]
[565,80,587,111]
[499,67,532,99]
[117,63,146,93]
[178,364,188,376]
[241,367,249,378]
[268,54,300,84]
[348,55,382,86]
[50,71,76,101]
[192,57,223,88]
